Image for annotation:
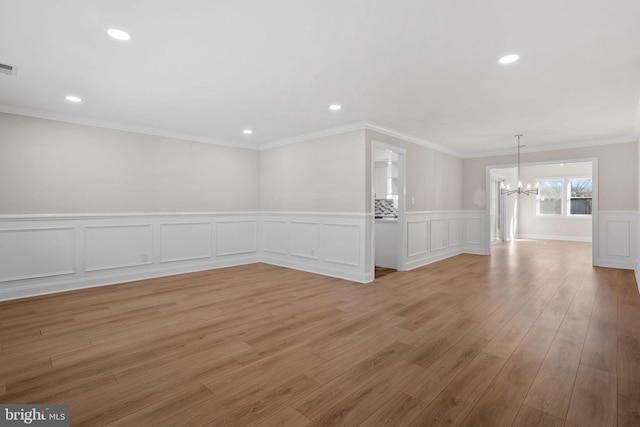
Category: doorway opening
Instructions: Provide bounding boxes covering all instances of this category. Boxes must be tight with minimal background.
[487,158,597,265]
[490,172,506,245]
[372,142,406,278]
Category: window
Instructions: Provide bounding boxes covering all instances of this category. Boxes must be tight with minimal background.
[536,177,592,217]
[569,178,592,215]
[537,180,563,215]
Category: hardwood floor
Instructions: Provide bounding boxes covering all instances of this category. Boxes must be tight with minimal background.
[1,240,639,426]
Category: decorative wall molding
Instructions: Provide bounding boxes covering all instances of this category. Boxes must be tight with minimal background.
[403,211,481,271]
[1,209,634,301]
[0,227,76,282]
[517,234,592,243]
[216,220,258,256]
[84,224,153,272]
[159,222,212,263]
[462,211,488,255]
[261,213,370,283]
[0,213,260,301]
[597,211,638,269]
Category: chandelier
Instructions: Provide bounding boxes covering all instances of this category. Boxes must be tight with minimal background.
[500,134,539,196]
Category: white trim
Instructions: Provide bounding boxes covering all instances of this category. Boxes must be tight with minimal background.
[0,255,259,302]
[366,122,461,157]
[261,256,372,284]
[406,210,468,216]
[2,107,635,157]
[263,121,462,157]
[464,135,636,158]
[0,212,261,221]
[1,209,633,301]
[517,234,592,243]
[0,105,256,150]
[260,211,371,218]
[372,141,408,272]
[259,122,368,150]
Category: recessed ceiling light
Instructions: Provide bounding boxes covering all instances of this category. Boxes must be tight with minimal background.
[498,54,520,64]
[329,104,342,111]
[243,129,253,135]
[107,28,132,41]
[65,95,82,103]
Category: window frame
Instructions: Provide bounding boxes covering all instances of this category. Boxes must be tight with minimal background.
[567,177,593,217]
[535,176,592,218]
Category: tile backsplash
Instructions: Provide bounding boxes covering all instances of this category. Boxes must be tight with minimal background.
[375,199,397,217]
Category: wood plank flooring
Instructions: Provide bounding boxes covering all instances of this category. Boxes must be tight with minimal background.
[1,239,639,426]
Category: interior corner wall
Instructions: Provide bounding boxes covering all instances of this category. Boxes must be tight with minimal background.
[257,129,371,283]
[363,129,479,269]
[636,139,640,291]
[0,113,260,214]
[364,130,464,212]
[259,130,367,213]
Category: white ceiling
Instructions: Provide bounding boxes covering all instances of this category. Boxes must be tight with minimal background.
[1,0,639,156]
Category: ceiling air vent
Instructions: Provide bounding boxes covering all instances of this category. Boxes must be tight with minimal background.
[0,62,16,76]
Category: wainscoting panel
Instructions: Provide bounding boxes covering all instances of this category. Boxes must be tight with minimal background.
[430,220,448,252]
[404,212,466,271]
[598,211,637,269]
[216,220,257,256]
[5,209,597,301]
[261,213,370,283]
[605,221,630,257]
[85,224,153,272]
[289,221,320,259]
[323,223,360,267]
[449,218,463,247]
[463,211,487,255]
[0,227,75,282]
[407,220,429,257]
[0,213,260,301]
[262,220,288,255]
[160,222,212,263]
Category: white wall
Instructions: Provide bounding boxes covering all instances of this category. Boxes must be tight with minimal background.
[464,141,637,211]
[2,111,636,301]
[366,129,463,212]
[0,113,260,213]
[518,162,592,242]
[259,130,367,213]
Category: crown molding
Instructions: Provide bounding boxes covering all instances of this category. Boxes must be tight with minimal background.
[257,122,369,150]
[632,97,640,141]
[0,104,258,150]
[362,121,462,157]
[463,134,638,159]
[2,104,636,157]
[258,120,464,158]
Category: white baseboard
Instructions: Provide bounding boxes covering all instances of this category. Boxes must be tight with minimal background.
[262,255,373,284]
[0,212,371,301]
[0,255,259,301]
[4,209,634,301]
[405,247,463,271]
[517,234,592,243]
